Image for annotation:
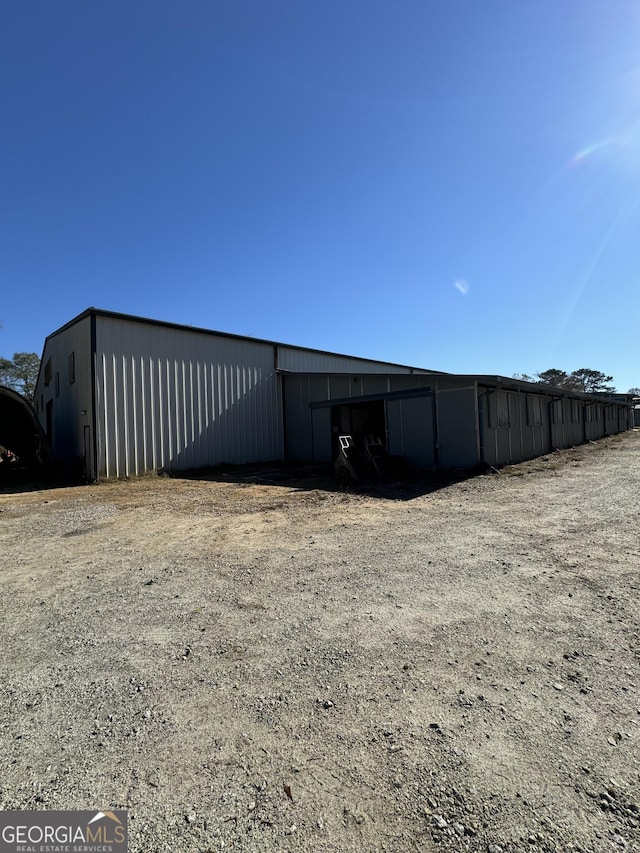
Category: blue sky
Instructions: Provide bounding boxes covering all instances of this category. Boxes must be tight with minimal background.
[1,1,639,391]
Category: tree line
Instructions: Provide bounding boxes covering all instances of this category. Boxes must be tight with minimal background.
[513,368,639,396]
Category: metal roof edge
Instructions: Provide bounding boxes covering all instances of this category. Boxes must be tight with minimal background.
[310,386,435,409]
[460,374,629,403]
[42,307,437,373]
[0,383,38,413]
[277,368,448,377]
[36,308,95,394]
[42,308,95,343]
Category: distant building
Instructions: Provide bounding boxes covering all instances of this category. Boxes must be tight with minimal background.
[33,308,633,480]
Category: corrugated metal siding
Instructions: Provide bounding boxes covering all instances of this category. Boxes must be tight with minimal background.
[276,345,430,374]
[95,317,282,476]
[585,404,601,441]
[481,390,554,466]
[480,392,630,467]
[605,404,619,435]
[618,405,630,431]
[550,398,578,449]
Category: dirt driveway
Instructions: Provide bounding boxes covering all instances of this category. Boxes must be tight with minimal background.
[1,432,639,852]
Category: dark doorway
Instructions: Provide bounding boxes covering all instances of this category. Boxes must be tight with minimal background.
[330,400,386,459]
[0,387,51,480]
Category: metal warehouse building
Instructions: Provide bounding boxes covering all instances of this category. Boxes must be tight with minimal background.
[34,308,433,480]
[34,308,632,480]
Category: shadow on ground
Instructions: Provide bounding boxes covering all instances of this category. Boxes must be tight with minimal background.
[171,461,477,501]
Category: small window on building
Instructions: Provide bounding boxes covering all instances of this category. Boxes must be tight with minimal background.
[497,393,510,427]
[55,372,60,397]
[44,358,52,387]
[488,391,510,428]
[69,351,76,385]
[527,395,543,426]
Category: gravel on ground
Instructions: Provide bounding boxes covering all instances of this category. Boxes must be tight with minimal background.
[1,431,639,852]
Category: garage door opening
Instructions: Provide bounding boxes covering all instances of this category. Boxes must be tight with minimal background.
[0,386,51,481]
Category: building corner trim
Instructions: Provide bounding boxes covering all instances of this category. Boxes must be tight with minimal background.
[90,312,98,480]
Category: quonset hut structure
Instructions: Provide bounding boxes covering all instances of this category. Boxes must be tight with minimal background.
[34,308,632,480]
[0,385,50,477]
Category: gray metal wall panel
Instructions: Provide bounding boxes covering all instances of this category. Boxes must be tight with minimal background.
[327,376,352,399]
[95,317,282,476]
[481,391,628,468]
[311,408,332,461]
[437,388,479,468]
[34,316,93,474]
[386,397,435,466]
[549,400,560,449]
[283,376,313,461]
[519,394,550,460]
[585,404,606,441]
[276,345,429,374]
[605,405,618,435]
[521,409,535,459]
[572,402,584,445]
[618,406,630,431]
[481,390,552,466]
[386,400,403,458]
[515,394,529,458]
[495,427,512,466]
[327,375,433,400]
[309,375,329,403]
[484,391,512,465]
[283,373,437,463]
[360,376,390,396]
[383,375,430,392]
[560,398,582,447]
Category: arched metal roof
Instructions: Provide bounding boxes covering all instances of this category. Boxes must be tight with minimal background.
[0,386,50,473]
